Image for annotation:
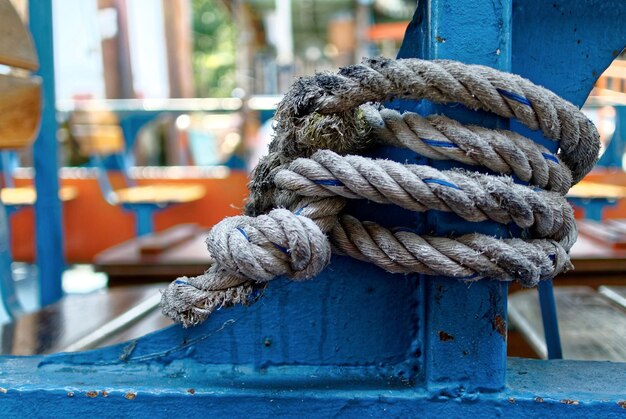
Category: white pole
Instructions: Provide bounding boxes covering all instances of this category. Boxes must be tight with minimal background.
[275,0,293,67]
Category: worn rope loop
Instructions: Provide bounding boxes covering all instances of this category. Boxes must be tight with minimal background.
[162,57,600,327]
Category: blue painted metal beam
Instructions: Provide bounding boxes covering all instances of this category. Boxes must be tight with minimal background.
[396,0,512,393]
[29,0,65,307]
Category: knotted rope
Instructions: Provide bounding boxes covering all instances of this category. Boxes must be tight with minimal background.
[161,57,599,327]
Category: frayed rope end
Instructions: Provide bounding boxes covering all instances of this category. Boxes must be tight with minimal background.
[161,275,265,328]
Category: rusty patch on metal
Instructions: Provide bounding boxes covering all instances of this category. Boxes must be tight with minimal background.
[187,388,195,395]
[493,315,506,339]
[560,399,579,405]
[124,392,137,400]
[86,391,98,398]
[534,396,544,403]
[508,397,515,404]
[101,390,109,398]
[0,387,7,394]
[435,36,447,43]
[438,331,454,341]
[618,400,626,409]
[67,392,74,397]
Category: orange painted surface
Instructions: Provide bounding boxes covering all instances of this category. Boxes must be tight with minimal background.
[368,21,409,42]
[10,171,249,263]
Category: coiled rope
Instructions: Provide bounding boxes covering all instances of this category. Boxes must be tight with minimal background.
[161,57,599,327]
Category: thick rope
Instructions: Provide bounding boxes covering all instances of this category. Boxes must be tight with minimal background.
[161,57,599,327]
[275,150,576,248]
[361,105,573,194]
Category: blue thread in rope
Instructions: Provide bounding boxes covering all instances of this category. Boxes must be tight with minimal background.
[542,152,559,163]
[237,227,249,241]
[174,279,188,285]
[497,88,532,107]
[273,243,290,254]
[422,138,459,148]
[314,179,344,187]
[423,178,462,190]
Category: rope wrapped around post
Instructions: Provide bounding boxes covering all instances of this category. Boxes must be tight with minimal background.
[161,57,600,327]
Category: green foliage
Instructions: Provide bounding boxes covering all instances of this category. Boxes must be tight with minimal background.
[192,0,236,97]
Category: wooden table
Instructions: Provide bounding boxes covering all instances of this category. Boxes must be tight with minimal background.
[94,227,211,284]
[0,284,172,355]
[95,223,626,285]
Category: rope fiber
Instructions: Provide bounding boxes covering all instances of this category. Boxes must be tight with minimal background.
[161,57,599,327]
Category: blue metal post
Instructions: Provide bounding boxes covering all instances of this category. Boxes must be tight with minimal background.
[29,0,65,306]
[538,279,563,359]
[132,205,156,236]
[397,0,512,392]
[0,201,23,318]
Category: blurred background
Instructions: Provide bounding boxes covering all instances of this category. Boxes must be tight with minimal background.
[1,0,626,358]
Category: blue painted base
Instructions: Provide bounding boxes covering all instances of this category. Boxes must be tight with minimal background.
[0,357,624,417]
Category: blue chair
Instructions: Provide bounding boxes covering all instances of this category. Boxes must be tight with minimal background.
[69,109,205,236]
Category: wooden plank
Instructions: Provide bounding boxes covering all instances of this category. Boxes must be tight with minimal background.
[1,284,164,355]
[0,0,38,70]
[60,292,162,352]
[0,74,41,148]
[509,286,626,361]
[96,307,173,348]
[139,223,199,255]
[599,286,626,311]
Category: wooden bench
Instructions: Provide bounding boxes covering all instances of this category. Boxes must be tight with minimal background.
[509,286,626,361]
